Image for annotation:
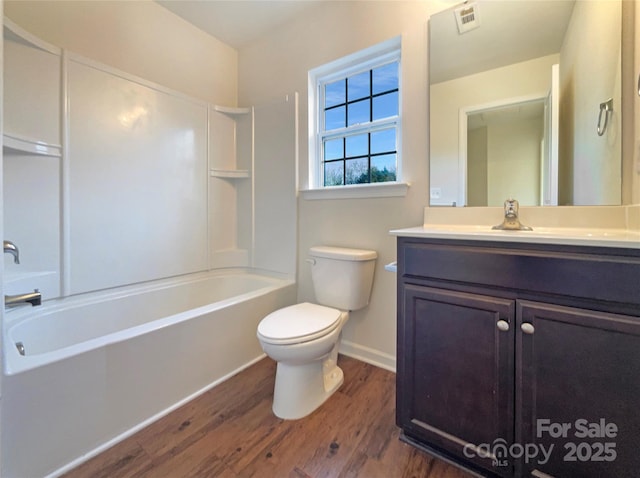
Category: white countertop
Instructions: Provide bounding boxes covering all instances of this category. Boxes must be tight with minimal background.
[390,225,640,249]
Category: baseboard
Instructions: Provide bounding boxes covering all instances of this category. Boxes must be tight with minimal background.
[340,340,396,372]
[47,353,267,478]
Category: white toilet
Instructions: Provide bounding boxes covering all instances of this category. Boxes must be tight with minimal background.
[257,246,377,420]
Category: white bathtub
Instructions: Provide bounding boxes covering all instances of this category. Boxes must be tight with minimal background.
[1,270,296,478]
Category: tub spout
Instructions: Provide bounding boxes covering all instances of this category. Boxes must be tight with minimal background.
[5,289,41,308]
[4,240,19,264]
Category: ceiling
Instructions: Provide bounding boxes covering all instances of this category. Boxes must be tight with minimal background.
[156,0,324,49]
[429,0,576,84]
[156,0,576,82]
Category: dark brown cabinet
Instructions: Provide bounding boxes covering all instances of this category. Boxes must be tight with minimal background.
[399,285,515,476]
[517,301,640,478]
[396,237,640,478]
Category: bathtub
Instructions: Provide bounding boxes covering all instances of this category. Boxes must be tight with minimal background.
[1,269,296,478]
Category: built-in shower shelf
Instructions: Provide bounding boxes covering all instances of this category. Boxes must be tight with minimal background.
[3,132,62,157]
[210,169,250,179]
[213,105,251,116]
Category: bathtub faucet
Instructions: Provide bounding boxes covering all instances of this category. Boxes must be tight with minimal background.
[5,289,41,308]
[4,240,19,264]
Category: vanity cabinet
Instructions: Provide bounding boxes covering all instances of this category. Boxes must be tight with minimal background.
[396,237,640,478]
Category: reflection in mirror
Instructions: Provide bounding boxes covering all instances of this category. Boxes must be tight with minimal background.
[465,97,546,207]
[429,0,622,207]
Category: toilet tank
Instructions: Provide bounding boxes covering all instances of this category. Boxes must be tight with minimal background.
[309,246,377,311]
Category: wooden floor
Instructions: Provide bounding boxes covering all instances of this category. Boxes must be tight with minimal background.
[63,356,473,478]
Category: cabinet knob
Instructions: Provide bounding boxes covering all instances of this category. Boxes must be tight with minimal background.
[496,320,510,332]
[521,323,535,335]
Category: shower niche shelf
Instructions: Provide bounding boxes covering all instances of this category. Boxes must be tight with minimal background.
[209,169,250,179]
[209,104,254,269]
[3,132,62,158]
[213,105,251,116]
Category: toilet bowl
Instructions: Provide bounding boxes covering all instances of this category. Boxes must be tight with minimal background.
[257,302,348,419]
[257,246,377,420]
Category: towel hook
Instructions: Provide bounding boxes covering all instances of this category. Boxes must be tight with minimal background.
[597,98,613,136]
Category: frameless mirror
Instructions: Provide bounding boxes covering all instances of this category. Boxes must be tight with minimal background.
[428,0,622,207]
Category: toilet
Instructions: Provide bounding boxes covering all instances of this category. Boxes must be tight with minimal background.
[257,246,377,419]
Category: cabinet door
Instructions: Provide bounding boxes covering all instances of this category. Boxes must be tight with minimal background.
[518,301,640,478]
[398,285,515,476]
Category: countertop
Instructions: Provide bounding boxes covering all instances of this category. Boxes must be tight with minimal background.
[390,225,640,249]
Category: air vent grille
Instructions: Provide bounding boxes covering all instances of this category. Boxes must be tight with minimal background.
[454,2,480,34]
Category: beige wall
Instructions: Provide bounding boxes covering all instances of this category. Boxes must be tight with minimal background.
[4,0,237,104]
[239,1,445,368]
[634,0,640,205]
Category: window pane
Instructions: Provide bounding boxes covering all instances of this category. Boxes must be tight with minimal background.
[373,62,398,94]
[345,133,368,158]
[325,106,345,130]
[348,99,369,126]
[347,71,369,101]
[314,43,401,189]
[324,138,343,160]
[371,154,397,182]
[345,157,369,184]
[372,91,398,121]
[324,161,344,186]
[371,128,396,154]
[325,80,345,108]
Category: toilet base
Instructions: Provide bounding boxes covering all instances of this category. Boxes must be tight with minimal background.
[272,355,344,420]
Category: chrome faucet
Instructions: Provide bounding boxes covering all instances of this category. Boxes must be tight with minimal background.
[492,198,533,231]
[5,289,42,308]
[3,240,42,308]
[4,240,20,264]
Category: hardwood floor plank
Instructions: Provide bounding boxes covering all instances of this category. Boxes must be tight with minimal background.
[135,360,278,460]
[62,440,155,478]
[147,433,233,478]
[63,356,474,478]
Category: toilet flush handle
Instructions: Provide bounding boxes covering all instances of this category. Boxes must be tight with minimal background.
[306,258,316,265]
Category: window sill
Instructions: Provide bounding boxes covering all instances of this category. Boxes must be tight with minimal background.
[300,182,410,200]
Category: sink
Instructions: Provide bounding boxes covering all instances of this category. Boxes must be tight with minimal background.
[424,224,635,237]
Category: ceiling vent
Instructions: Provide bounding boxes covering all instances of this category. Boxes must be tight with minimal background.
[454,2,481,34]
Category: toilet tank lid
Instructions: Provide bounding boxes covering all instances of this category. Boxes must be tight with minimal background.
[309,246,377,261]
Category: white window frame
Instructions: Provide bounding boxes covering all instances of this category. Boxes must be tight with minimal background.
[304,37,408,200]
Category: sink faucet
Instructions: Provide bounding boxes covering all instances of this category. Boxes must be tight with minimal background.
[492,198,533,231]
[4,240,20,264]
[5,289,42,308]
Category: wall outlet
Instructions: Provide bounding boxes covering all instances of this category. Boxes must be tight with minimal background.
[430,187,442,199]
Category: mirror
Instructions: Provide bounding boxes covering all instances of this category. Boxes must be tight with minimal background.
[429,0,622,207]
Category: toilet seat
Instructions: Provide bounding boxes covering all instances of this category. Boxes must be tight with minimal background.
[257,302,342,345]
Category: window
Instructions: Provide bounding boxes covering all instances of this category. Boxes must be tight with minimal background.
[308,38,403,196]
